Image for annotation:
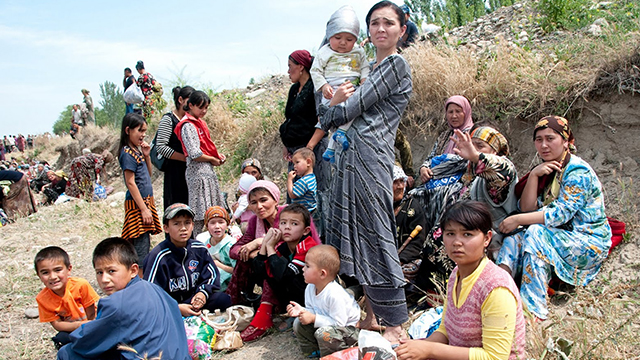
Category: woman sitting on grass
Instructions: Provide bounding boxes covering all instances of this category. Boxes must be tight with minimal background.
[496,115,611,320]
[396,201,525,360]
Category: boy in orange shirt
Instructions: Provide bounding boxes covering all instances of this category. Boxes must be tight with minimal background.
[34,246,100,349]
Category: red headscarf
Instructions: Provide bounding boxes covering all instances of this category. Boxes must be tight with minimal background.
[289,50,312,71]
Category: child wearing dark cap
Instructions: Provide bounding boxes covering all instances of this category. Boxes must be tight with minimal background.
[143,203,231,316]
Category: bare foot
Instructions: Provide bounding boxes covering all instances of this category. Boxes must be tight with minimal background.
[382,325,406,344]
[357,316,385,332]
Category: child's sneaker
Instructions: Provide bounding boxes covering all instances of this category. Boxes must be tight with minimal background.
[333,129,349,150]
[322,148,335,163]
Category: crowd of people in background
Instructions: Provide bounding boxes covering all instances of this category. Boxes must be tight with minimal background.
[8,2,618,359]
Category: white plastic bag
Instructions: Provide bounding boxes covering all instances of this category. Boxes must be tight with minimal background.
[408,306,443,339]
[358,330,397,360]
[124,83,144,104]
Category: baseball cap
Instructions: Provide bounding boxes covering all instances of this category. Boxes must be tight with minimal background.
[163,203,195,223]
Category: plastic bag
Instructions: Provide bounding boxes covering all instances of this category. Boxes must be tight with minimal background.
[206,305,254,332]
[358,330,396,360]
[408,306,443,340]
[321,347,359,360]
[184,315,217,360]
[124,83,144,104]
[93,182,107,201]
[212,330,243,351]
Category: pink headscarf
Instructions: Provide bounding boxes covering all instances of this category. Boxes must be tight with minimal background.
[247,180,320,244]
[443,95,474,154]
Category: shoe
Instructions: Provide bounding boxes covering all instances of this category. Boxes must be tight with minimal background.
[333,129,349,151]
[240,325,268,342]
[307,350,320,358]
[322,148,335,163]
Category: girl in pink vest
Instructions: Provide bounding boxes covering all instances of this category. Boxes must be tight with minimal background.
[396,201,525,360]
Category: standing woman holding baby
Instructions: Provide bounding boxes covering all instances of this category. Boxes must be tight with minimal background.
[319,1,412,343]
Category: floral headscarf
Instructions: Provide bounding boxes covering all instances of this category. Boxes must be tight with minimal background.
[471,126,509,156]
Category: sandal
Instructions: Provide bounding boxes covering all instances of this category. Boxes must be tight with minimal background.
[240,325,268,342]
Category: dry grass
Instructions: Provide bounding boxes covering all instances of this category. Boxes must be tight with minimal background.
[401,29,640,136]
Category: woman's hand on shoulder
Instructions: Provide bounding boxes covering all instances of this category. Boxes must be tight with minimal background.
[530,161,562,178]
[419,166,433,183]
[329,81,355,107]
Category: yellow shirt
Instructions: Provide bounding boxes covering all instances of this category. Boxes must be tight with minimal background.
[435,258,518,360]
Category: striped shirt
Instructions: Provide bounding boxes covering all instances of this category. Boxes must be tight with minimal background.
[292,173,317,212]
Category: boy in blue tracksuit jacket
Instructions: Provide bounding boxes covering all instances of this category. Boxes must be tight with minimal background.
[143,203,231,316]
[58,237,189,360]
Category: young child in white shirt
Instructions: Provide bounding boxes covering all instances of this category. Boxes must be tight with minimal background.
[287,245,361,357]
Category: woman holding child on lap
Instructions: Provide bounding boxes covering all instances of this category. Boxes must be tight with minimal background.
[319,1,412,342]
[496,115,611,320]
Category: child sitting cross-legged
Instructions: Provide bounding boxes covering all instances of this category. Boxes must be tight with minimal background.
[143,203,231,316]
[34,246,100,350]
[287,244,361,358]
[241,203,320,342]
[57,237,189,360]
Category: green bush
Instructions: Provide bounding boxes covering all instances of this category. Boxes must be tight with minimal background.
[536,0,595,32]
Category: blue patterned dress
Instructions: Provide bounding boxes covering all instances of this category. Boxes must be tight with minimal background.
[319,54,412,326]
[497,155,611,319]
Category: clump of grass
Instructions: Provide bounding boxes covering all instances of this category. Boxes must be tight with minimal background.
[401,19,640,135]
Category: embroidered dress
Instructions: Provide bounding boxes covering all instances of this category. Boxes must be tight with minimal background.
[319,54,412,326]
[66,153,105,200]
[497,155,611,319]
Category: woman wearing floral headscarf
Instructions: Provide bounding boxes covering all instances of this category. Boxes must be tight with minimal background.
[496,115,611,320]
[452,126,518,258]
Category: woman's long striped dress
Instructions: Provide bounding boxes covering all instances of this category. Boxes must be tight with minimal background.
[319,54,412,326]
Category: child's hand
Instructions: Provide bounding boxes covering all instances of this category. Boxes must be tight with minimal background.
[298,310,315,325]
[191,292,207,311]
[140,141,151,157]
[287,301,303,317]
[219,154,226,164]
[265,228,281,246]
[288,170,297,181]
[178,303,201,317]
[141,207,153,225]
[322,84,334,100]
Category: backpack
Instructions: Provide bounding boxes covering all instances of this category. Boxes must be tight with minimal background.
[149,131,166,172]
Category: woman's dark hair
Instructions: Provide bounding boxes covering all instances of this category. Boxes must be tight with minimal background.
[172,86,195,109]
[440,200,493,234]
[280,203,311,227]
[118,113,147,153]
[93,237,139,267]
[124,67,132,73]
[183,90,211,112]
[366,1,406,34]
[135,60,145,70]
